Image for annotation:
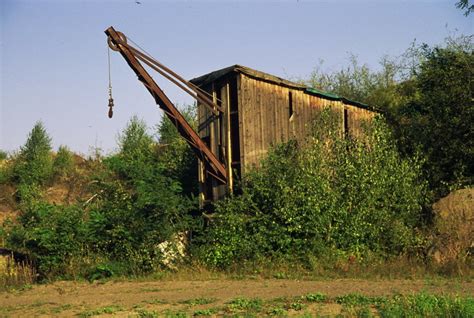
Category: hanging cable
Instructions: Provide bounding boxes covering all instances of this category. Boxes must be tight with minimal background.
[125,35,223,108]
[107,45,115,118]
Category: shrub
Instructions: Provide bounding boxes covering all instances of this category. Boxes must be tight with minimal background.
[53,145,74,179]
[196,110,428,268]
[5,202,87,278]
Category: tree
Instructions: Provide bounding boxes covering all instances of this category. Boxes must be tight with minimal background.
[396,45,474,196]
[13,121,53,185]
[456,0,473,16]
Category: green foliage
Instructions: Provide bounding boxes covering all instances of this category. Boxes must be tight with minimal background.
[196,110,427,268]
[12,122,53,186]
[376,293,474,317]
[306,55,404,112]
[86,116,194,272]
[395,43,474,196]
[78,305,123,317]
[305,293,327,303]
[52,145,74,179]
[15,183,43,208]
[3,117,195,278]
[307,36,473,197]
[5,202,87,278]
[228,297,263,312]
[0,150,7,161]
[157,106,199,196]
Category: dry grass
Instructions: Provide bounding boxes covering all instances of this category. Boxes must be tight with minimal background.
[0,255,36,291]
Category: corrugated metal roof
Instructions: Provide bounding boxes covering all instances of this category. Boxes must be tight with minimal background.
[190,64,375,111]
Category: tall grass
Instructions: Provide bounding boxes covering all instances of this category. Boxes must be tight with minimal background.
[0,255,36,290]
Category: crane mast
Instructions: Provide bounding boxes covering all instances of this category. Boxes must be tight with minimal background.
[104,26,227,185]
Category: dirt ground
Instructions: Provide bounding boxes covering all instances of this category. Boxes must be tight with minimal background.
[1,278,473,317]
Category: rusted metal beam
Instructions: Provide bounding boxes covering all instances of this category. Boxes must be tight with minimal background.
[105,26,227,184]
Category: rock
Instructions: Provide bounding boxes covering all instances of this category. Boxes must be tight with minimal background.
[156,232,188,270]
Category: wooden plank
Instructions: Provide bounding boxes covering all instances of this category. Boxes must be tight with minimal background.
[243,75,254,172]
[237,75,245,173]
[225,83,233,193]
[268,83,273,145]
[256,80,264,161]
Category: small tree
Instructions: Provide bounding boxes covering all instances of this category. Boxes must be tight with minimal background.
[13,121,53,186]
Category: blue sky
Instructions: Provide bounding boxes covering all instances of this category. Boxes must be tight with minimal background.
[1,0,472,155]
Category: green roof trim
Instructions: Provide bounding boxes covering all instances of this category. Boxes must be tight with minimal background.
[305,88,341,100]
[305,88,371,110]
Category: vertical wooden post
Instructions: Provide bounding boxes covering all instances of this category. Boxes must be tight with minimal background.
[226,83,233,193]
[211,85,218,201]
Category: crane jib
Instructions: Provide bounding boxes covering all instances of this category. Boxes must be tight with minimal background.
[104,26,227,184]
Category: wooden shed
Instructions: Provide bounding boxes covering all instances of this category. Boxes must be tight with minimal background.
[190,65,376,204]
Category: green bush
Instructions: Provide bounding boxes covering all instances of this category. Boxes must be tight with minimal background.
[15,183,43,208]
[53,145,74,179]
[196,110,428,268]
[5,202,87,278]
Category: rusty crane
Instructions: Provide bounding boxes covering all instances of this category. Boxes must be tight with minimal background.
[105,27,228,194]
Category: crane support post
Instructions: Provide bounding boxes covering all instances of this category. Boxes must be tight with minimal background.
[105,26,227,184]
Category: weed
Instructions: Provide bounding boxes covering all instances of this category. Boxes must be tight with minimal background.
[193,308,217,316]
[267,306,288,316]
[376,293,474,317]
[137,308,160,318]
[335,293,373,306]
[227,297,263,312]
[143,298,168,305]
[304,292,327,303]
[180,297,216,306]
[0,257,37,291]
[51,304,73,314]
[162,309,188,318]
[78,305,123,317]
[289,301,306,311]
[273,272,289,279]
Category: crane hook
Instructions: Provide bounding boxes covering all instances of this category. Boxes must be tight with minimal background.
[107,45,114,118]
[108,93,114,118]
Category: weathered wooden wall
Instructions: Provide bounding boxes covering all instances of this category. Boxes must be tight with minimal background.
[237,74,374,172]
[196,70,376,203]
